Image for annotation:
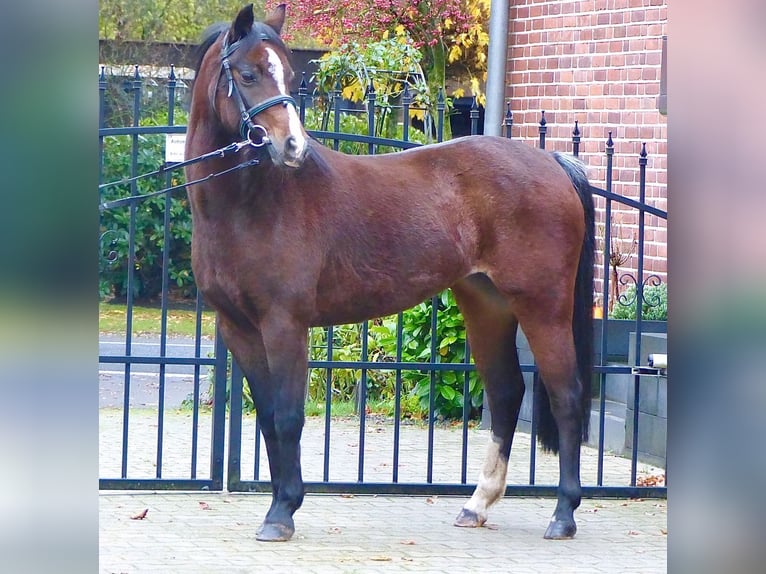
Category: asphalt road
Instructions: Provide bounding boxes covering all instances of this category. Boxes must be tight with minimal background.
[99,334,216,409]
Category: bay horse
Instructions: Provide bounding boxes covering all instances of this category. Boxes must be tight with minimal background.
[186,4,595,542]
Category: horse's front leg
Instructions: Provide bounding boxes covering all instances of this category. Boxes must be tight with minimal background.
[219,312,308,542]
[254,311,309,542]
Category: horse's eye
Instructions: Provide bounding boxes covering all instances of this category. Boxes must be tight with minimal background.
[240,70,256,84]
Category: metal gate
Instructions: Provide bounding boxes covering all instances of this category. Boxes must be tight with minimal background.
[99,66,667,499]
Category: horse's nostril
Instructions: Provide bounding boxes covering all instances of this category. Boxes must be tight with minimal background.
[285,136,298,153]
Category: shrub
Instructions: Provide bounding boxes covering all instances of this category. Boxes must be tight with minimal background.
[610,282,667,321]
[303,291,484,421]
[99,108,194,301]
[371,291,483,420]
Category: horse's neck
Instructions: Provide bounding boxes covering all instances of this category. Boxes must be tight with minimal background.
[191,158,291,224]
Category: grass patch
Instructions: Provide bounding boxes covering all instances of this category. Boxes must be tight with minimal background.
[304,398,428,421]
[99,301,216,338]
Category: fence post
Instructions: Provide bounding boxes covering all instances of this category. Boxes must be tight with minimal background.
[366,81,376,155]
[503,102,513,139]
[470,97,479,135]
[99,67,107,183]
[572,120,580,158]
[437,89,445,143]
[597,130,615,486]
[332,81,342,151]
[538,110,547,149]
[402,84,411,143]
[629,142,649,486]
[298,72,307,123]
[226,353,243,489]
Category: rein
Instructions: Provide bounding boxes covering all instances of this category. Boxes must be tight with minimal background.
[98,138,262,212]
[100,29,297,213]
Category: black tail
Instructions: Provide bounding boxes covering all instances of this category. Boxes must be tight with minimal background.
[534,152,595,453]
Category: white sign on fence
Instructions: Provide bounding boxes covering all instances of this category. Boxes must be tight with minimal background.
[165,134,186,163]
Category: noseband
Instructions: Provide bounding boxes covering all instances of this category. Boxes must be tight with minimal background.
[220,31,298,143]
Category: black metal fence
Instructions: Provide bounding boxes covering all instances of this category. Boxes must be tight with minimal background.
[99,66,667,499]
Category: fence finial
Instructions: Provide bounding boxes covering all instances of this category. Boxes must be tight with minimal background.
[503,102,513,139]
[572,120,581,157]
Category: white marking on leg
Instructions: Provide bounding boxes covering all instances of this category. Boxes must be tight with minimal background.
[265,47,307,155]
[463,433,509,521]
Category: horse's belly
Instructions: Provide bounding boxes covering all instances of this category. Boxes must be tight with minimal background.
[311,262,467,327]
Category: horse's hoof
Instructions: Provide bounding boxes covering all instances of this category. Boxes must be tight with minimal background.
[256,522,295,542]
[453,508,486,528]
[543,519,577,540]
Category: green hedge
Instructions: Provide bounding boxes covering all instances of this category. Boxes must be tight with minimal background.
[99,109,193,301]
[610,282,668,321]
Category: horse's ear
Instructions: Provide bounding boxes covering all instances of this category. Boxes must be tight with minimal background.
[230,4,255,42]
[263,3,286,36]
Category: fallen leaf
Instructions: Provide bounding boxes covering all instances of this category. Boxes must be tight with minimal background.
[370,556,392,562]
[130,508,148,520]
[627,530,640,536]
[402,557,414,562]
[425,496,438,505]
[660,529,668,535]
[400,540,416,545]
[327,527,342,534]
[340,493,354,499]
[637,473,666,487]
[198,501,211,510]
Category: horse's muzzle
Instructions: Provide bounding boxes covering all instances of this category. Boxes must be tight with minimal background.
[270,134,307,168]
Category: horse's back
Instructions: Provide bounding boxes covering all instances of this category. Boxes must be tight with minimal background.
[328,135,578,206]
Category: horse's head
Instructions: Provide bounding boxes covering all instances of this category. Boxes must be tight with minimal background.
[203,4,308,168]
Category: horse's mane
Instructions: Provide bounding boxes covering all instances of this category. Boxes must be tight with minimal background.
[194,23,228,73]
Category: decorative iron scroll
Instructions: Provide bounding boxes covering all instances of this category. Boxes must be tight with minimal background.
[616,273,663,309]
[99,230,119,267]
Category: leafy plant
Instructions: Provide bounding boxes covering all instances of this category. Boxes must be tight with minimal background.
[610,282,667,321]
[303,107,429,154]
[370,291,482,420]
[311,34,432,141]
[99,108,194,301]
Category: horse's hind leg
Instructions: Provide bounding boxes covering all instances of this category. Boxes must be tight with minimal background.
[218,311,308,542]
[514,296,584,539]
[450,275,525,528]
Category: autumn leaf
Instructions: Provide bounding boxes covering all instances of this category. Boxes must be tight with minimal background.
[370,556,392,562]
[198,501,211,510]
[637,473,666,487]
[130,508,148,520]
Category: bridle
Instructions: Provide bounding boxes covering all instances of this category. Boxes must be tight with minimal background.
[99,29,300,212]
[219,30,298,143]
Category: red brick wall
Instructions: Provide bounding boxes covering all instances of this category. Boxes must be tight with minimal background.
[504,0,667,305]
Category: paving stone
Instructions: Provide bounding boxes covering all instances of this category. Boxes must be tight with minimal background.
[100,410,666,573]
